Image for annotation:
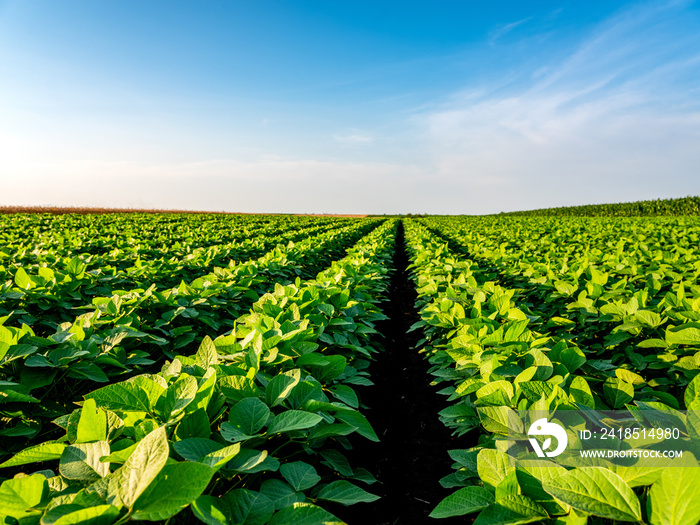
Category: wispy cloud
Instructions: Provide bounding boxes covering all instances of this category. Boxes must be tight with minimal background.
[488,17,531,45]
[418,0,700,212]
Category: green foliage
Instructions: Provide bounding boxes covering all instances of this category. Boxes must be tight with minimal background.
[404,217,700,524]
[0,216,395,523]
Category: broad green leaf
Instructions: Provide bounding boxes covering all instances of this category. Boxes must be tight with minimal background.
[524,349,553,381]
[190,495,228,525]
[176,408,211,440]
[648,466,700,525]
[615,368,644,386]
[193,490,275,525]
[477,406,524,435]
[158,374,198,421]
[329,385,358,408]
[429,486,494,518]
[0,442,66,468]
[473,495,548,525]
[0,474,48,519]
[334,410,379,442]
[320,449,353,477]
[76,398,108,443]
[227,448,269,473]
[14,268,32,290]
[108,426,169,509]
[219,375,259,402]
[65,256,85,276]
[265,369,301,407]
[84,381,153,412]
[543,467,642,522]
[267,410,323,435]
[259,479,304,511]
[173,438,241,470]
[603,378,634,408]
[267,502,343,525]
[496,470,521,500]
[568,376,594,409]
[477,449,515,492]
[476,381,514,403]
[636,310,663,328]
[45,504,120,525]
[195,336,219,369]
[280,461,321,492]
[188,367,217,414]
[560,346,586,373]
[684,373,700,409]
[609,464,665,488]
[317,480,379,505]
[515,459,570,515]
[59,441,110,482]
[666,325,700,346]
[519,382,565,402]
[132,462,214,521]
[229,397,270,435]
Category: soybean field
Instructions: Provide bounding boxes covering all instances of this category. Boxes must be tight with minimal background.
[1,210,700,525]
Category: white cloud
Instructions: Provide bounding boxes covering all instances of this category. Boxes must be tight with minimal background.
[416,0,700,213]
[488,17,532,45]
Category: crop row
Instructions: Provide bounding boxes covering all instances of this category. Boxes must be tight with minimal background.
[0,219,398,524]
[0,219,379,333]
[0,219,381,452]
[404,218,700,525]
[0,216,372,310]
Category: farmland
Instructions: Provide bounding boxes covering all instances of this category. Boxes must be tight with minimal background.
[1,208,700,525]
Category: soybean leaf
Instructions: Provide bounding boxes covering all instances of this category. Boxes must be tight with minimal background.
[603,378,634,409]
[267,502,343,525]
[515,459,570,515]
[42,504,120,525]
[477,406,524,435]
[84,381,153,413]
[477,449,515,492]
[473,495,548,525]
[108,426,169,509]
[229,397,270,435]
[132,462,214,521]
[0,442,66,468]
[685,373,700,409]
[334,410,379,442]
[76,398,108,443]
[316,480,379,505]
[59,441,110,482]
[429,486,494,518]
[648,466,700,525]
[569,377,595,409]
[280,461,321,492]
[267,411,322,435]
[195,336,219,369]
[194,489,275,525]
[543,467,642,522]
[266,369,302,407]
[259,479,304,511]
[0,474,48,519]
[157,374,199,421]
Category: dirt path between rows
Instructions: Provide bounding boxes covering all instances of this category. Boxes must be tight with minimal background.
[336,221,465,525]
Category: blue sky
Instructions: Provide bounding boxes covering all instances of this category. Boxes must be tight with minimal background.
[1,0,699,214]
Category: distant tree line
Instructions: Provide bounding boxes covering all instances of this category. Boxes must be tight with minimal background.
[500,196,700,217]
